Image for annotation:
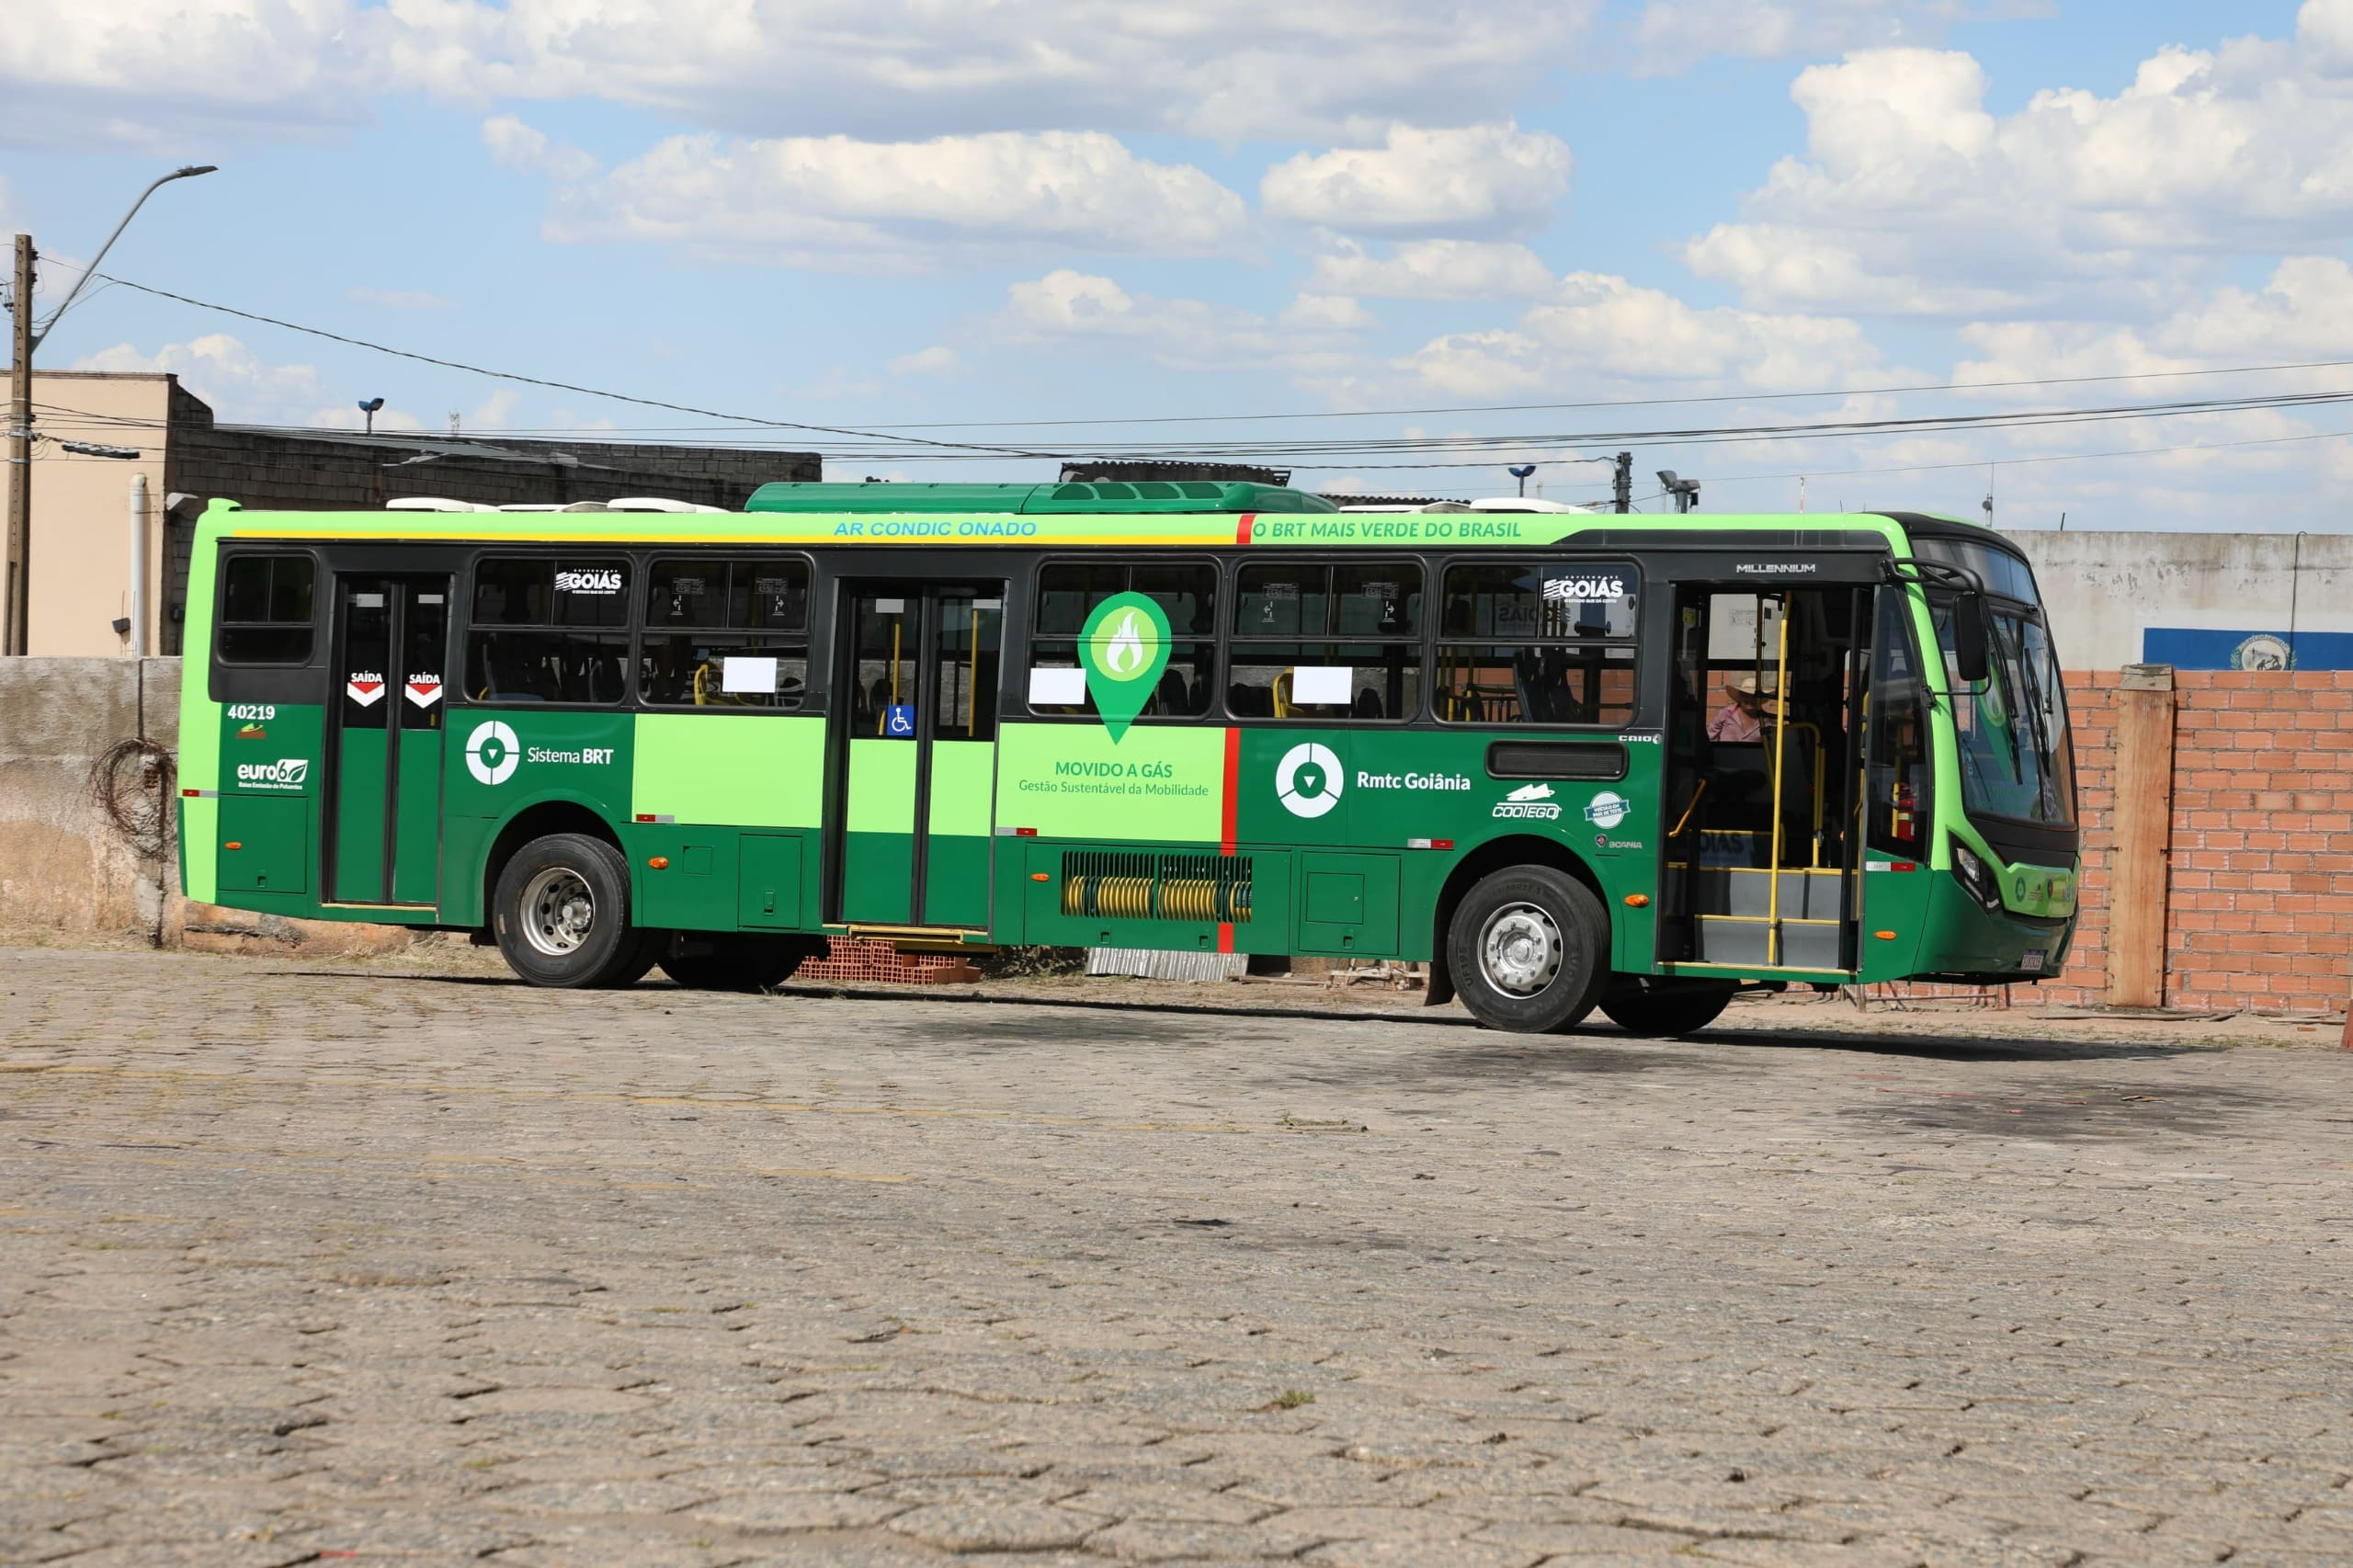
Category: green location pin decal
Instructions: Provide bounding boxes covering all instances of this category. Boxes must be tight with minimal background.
[1080,591,1172,743]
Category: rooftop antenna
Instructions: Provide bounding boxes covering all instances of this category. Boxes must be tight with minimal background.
[448,410,460,437]
[357,396,384,436]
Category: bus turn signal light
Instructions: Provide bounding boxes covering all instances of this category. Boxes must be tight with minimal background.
[648,856,670,870]
[1030,871,1051,881]
[1874,930,1897,940]
[223,841,242,851]
[1623,893,1650,908]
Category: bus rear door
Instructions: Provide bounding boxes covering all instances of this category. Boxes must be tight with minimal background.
[326,574,449,905]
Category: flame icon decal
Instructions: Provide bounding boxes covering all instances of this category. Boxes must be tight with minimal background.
[1106,610,1145,676]
[1078,591,1174,743]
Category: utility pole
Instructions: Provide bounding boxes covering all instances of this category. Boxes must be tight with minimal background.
[6,234,34,656]
[1612,450,1631,514]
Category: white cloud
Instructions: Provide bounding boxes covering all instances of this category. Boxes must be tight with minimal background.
[542,130,1252,272]
[887,346,963,377]
[346,286,456,311]
[73,333,336,425]
[1279,294,1380,332]
[1,0,1601,147]
[1688,28,2353,315]
[1398,271,1885,396]
[482,114,598,181]
[990,269,1372,378]
[1262,123,1571,238]
[1629,0,1953,74]
[0,0,372,148]
[1305,239,1558,301]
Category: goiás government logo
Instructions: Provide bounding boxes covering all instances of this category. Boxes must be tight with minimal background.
[1276,742,1344,819]
[1079,591,1172,742]
[465,720,520,786]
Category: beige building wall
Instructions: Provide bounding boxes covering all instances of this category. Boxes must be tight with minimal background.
[2,370,174,657]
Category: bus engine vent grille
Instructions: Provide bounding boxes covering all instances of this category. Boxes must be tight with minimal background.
[1061,850,1253,925]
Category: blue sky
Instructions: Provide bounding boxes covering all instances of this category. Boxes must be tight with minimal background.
[6,0,2350,527]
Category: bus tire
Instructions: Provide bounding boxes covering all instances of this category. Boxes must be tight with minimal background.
[659,935,812,993]
[493,833,651,989]
[1446,865,1609,1034]
[1597,978,1735,1038]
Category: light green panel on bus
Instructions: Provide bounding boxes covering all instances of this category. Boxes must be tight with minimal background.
[926,742,996,838]
[995,723,1224,844]
[925,741,996,926]
[844,738,918,923]
[631,713,825,827]
[846,740,918,831]
[178,523,226,905]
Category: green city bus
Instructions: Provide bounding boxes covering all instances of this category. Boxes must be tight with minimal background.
[176,481,2079,1036]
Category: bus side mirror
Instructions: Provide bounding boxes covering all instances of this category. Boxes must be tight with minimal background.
[1952,591,1992,684]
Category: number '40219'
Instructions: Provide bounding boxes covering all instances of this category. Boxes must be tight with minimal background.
[227,703,277,722]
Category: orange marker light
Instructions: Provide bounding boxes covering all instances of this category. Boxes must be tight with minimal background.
[1873,929,1898,940]
[1623,893,1651,908]
[1029,871,1051,881]
[223,841,242,850]
[648,856,670,869]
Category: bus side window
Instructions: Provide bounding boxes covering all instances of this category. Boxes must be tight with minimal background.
[463,557,632,706]
[1435,560,1637,726]
[1225,561,1422,722]
[1027,561,1216,719]
[217,555,316,665]
[639,558,810,710]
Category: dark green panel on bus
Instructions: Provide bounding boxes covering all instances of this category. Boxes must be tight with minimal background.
[1297,852,1400,955]
[738,835,804,928]
[219,796,310,894]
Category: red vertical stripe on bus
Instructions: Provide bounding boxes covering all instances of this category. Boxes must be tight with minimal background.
[1235,513,1255,545]
[1220,725,1241,855]
[1217,921,1234,954]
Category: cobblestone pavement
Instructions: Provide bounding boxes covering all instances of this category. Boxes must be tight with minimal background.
[4,947,2351,1567]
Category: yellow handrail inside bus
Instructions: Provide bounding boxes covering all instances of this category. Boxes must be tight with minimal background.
[1767,595,1791,965]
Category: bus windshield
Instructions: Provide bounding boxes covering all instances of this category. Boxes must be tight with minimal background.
[1934,595,2075,828]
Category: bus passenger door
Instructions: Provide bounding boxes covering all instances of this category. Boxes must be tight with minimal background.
[327,575,449,905]
[832,585,1004,927]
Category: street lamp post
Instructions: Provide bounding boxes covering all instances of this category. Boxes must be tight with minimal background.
[5,164,216,655]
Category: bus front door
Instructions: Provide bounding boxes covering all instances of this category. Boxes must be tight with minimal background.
[327,575,449,905]
[833,585,1004,927]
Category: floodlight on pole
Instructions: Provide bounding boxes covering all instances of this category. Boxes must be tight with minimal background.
[358,396,385,436]
[1506,462,1537,497]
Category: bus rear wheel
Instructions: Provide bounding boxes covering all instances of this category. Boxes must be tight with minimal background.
[1597,978,1735,1038]
[493,833,657,989]
[658,935,814,993]
[1446,865,1608,1033]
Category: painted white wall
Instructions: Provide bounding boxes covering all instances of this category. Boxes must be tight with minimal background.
[2000,529,2353,670]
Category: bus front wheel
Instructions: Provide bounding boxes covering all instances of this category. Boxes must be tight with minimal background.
[1597,978,1735,1038]
[659,935,814,993]
[493,833,658,989]
[1446,865,1608,1033]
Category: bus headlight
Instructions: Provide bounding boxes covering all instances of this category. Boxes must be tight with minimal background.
[1950,840,2003,913]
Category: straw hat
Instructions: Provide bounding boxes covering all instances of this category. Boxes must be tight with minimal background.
[1726,673,1779,697]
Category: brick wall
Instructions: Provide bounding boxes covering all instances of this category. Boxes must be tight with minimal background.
[2036,669,2353,1013]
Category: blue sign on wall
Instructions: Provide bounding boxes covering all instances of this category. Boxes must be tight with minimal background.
[2141,628,2353,671]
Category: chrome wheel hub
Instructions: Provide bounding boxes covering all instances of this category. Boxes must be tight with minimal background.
[1479,901,1563,996]
[521,867,596,957]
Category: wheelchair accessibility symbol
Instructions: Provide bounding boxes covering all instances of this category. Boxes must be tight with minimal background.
[884,703,916,738]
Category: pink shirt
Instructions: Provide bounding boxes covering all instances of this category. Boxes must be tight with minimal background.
[1709,703,1761,742]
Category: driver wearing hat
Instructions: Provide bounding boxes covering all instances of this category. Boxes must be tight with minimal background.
[1709,673,1777,742]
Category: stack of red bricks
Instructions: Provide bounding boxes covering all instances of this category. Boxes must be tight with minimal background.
[2034,669,2353,1013]
[799,938,980,985]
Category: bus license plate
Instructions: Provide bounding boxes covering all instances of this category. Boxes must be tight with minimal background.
[2020,949,2045,972]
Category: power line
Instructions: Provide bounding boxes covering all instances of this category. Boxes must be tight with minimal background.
[89,274,1052,461]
